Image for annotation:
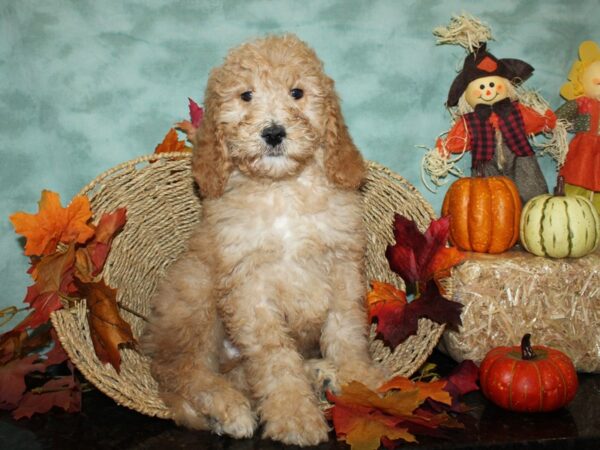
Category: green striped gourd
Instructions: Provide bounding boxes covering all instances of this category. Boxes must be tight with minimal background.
[520,177,600,258]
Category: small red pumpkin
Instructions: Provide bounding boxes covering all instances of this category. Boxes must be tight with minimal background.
[479,334,578,412]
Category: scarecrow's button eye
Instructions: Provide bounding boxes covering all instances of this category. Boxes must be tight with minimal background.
[479,84,485,90]
[489,82,495,88]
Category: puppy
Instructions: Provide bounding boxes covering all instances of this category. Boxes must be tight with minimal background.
[143,34,385,446]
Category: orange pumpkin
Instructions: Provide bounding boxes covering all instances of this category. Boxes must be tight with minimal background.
[442,176,522,253]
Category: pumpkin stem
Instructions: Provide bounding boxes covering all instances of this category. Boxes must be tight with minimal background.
[554,176,566,197]
[521,333,536,360]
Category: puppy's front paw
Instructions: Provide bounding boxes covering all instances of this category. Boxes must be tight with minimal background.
[261,393,329,446]
[304,358,340,399]
[338,360,387,390]
[205,388,257,439]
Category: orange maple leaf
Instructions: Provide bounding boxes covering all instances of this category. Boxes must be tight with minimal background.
[78,280,136,372]
[378,377,452,406]
[10,191,95,256]
[328,382,419,450]
[154,128,190,154]
[333,405,416,450]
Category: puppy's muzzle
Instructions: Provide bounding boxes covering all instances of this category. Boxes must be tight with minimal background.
[261,124,287,151]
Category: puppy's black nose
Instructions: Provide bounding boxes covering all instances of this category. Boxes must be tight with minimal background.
[261,124,286,147]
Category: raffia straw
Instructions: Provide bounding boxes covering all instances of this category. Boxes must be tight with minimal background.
[50,153,445,418]
[514,85,551,116]
[419,126,468,191]
[443,249,600,373]
[537,118,570,168]
[433,13,493,53]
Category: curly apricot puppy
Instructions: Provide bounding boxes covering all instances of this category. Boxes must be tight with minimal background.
[143,34,385,446]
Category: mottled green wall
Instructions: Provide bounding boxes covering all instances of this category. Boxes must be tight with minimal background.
[1,0,598,319]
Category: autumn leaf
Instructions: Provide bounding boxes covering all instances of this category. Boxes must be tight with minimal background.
[13,246,77,333]
[327,382,420,450]
[78,280,136,372]
[10,190,95,256]
[0,355,46,410]
[368,281,462,348]
[12,369,81,419]
[175,98,204,143]
[75,208,127,281]
[331,381,422,417]
[439,360,479,413]
[366,281,407,323]
[385,215,464,290]
[331,405,416,450]
[327,379,468,449]
[0,325,52,365]
[154,128,189,154]
[378,377,452,406]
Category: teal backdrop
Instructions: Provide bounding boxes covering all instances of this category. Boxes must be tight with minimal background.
[1,0,599,326]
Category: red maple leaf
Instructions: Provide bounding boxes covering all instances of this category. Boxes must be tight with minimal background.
[0,355,46,410]
[175,98,204,143]
[385,215,464,290]
[12,369,81,419]
[368,281,462,348]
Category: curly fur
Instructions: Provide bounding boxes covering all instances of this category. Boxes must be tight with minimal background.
[142,34,385,446]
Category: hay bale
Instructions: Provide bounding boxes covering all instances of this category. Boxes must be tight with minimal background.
[443,249,600,372]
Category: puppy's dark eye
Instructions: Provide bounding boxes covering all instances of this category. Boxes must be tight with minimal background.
[240,91,253,102]
[290,88,304,100]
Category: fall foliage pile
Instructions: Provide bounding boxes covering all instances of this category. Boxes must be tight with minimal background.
[327,360,479,449]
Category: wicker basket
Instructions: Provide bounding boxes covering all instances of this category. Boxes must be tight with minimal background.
[51,152,444,418]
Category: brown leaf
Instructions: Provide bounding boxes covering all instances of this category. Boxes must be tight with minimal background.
[75,208,127,282]
[14,246,77,332]
[0,326,52,365]
[78,280,136,372]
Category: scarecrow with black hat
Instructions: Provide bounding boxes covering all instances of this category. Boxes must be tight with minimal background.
[424,14,564,204]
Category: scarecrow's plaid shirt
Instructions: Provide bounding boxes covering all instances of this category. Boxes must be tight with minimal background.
[464,99,535,164]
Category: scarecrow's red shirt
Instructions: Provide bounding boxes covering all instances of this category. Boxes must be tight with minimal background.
[437,103,556,154]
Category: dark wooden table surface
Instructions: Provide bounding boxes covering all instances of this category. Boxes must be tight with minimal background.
[2,351,599,450]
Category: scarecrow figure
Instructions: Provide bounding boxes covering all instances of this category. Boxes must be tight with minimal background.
[555,40,600,212]
[424,15,565,204]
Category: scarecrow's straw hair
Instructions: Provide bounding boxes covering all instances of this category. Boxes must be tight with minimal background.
[433,13,493,53]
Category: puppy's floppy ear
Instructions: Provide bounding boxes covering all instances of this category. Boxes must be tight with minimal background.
[191,102,230,199]
[323,88,366,190]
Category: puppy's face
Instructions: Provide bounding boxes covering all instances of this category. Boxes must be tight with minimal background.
[206,35,332,179]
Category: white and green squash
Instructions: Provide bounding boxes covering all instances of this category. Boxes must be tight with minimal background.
[520,177,600,258]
